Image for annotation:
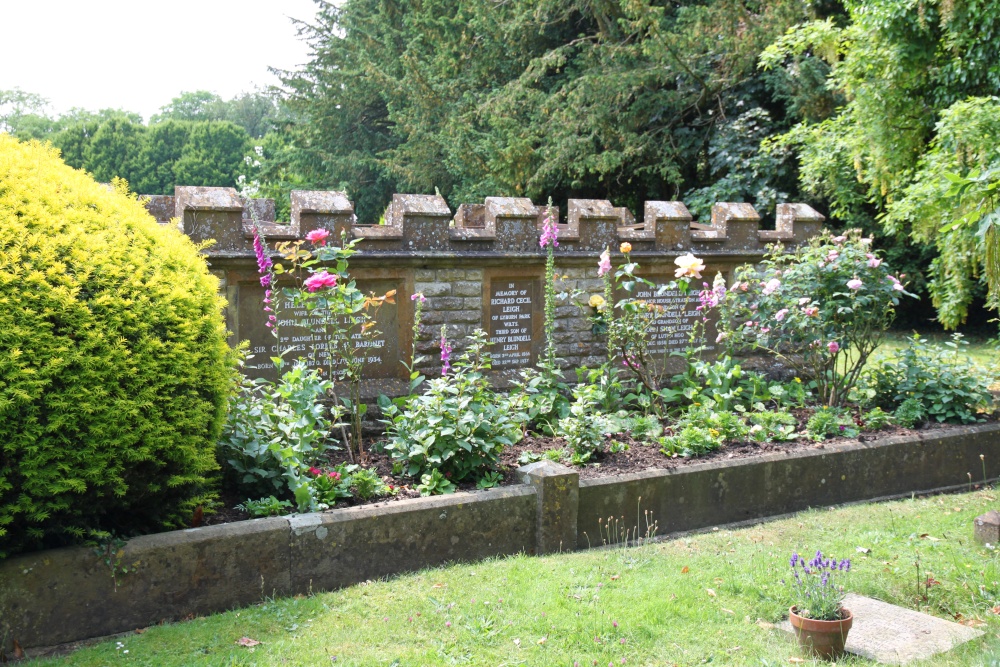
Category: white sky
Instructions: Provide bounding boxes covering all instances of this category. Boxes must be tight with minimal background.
[0,0,320,121]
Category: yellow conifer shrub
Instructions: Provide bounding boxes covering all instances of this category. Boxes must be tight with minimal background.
[0,136,235,556]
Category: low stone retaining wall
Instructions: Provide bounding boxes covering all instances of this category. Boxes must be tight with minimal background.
[4,424,999,652]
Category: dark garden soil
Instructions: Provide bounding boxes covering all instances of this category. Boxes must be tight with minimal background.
[205,412,997,527]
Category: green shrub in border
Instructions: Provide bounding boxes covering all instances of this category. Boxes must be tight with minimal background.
[0,136,235,557]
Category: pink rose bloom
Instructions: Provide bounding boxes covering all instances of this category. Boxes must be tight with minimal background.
[832,235,846,244]
[888,275,904,291]
[804,307,819,316]
[305,228,331,246]
[598,249,612,277]
[761,327,770,334]
[866,253,882,268]
[761,278,781,295]
[798,297,811,305]
[826,250,839,262]
[303,270,338,292]
[828,341,840,354]
[775,308,789,321]
[847,279,863,290]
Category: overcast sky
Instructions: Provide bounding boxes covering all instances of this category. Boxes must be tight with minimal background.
[0,0,319,121]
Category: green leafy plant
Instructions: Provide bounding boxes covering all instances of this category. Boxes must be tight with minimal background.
[416,469,457,496]
[860,334,993,424]
[893,398,926,429]
[236,496,293,518]
[676,406,749,443]
[659,425,723,457]
[349,468,391,501]
[381,330,524,485]
[513,368,570,436]
[747,410,798,443]
[219,361,336,503]
[557,385,614,465]
[476,471,504,490]
[0,138,234,557]
[623,414,663,440]
[861,407,892,431]
[806,407,858,441]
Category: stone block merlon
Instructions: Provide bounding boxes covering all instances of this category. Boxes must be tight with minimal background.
[150,186,825,255]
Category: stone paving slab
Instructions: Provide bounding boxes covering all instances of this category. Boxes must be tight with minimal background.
[778,594,983,664]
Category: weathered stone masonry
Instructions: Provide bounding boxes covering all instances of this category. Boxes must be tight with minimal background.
[142,187,824,398]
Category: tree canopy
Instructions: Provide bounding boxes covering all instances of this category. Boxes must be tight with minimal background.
[761,0,1000,327]
[276,0,835,222]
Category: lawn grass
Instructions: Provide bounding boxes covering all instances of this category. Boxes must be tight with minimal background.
[32,488,1000,666]
[875,330,997,369]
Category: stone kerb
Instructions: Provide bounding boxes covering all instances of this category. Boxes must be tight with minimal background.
[576,423,1000,549]
[518,460,579,554]
[5,424,1000,654]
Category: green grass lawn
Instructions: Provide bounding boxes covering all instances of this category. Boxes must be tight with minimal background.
[876,330,997,369]
[32,488,1000,666]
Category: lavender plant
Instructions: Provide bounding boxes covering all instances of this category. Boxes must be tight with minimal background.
[787,550,852,620]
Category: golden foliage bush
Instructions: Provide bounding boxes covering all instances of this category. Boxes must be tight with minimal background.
[0,136,235,556]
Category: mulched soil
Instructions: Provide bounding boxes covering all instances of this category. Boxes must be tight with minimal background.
[204,409,997,526]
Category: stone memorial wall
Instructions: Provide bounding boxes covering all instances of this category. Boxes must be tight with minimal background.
[144,187,824,398]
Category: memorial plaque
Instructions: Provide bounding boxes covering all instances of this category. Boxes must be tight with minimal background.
[627,269,724,362]
[238,277,407,382]
[486,277,541,369]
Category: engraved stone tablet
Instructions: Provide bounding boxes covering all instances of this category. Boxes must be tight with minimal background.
[486,277,541,369]
[238,278,405,382]
[627,270,722,365]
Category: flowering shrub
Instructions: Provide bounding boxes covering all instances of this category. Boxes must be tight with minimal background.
[858,334,993,424]
[787,550,851,621]
[380,330,525,489]
[0,138,233,557]
[718,230,911,407]
[243,199,394,462]
[600,243,703,400]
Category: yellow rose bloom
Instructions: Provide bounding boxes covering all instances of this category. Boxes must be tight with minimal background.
[588,294,606,310]
[673,253,706,279]
[619,242,632,254]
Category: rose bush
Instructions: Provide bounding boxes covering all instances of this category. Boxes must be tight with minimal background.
[717,230,912,406]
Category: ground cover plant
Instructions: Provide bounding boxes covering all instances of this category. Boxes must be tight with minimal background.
[0,137,235,558]
[29,489,1000,666]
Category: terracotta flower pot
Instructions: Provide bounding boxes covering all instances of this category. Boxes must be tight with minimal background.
[789,606,853,659]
